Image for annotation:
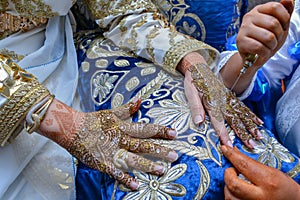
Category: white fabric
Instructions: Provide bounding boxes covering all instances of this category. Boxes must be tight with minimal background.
[218,0,300,156]
[0,14,77,200]
[216,51,257,100]
[275,1,300,156]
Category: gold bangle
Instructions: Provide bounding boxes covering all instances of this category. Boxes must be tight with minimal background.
[0,54,50,146]
[0,83,50,146]
[24,94,54,134]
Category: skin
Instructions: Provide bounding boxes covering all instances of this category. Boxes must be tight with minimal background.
[37,98,178,190]
[177,52,263,148]
[221,145,300,200]
[220,0,294,95]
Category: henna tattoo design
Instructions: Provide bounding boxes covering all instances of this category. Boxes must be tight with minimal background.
[190,63,262,147]
[40,99,177,189]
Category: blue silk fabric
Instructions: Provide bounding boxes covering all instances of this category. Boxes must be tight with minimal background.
[156,0,241,52]
[75,32,300,200]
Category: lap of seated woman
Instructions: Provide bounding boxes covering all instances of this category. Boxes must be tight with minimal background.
[74,32,300,200]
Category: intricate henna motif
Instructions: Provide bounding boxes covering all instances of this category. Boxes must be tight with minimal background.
[46,100,177,189]
[190,63,262,147]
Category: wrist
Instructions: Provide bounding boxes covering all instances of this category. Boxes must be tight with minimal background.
[177,52,206,75]
[37,99,84,148]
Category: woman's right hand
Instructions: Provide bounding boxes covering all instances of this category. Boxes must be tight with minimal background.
[38,98,178,190]
[236,0,293,68]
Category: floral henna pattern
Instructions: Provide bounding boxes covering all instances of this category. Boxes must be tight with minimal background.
[44,100,176,189]
[189,63,262,146]
[189,63,226,122]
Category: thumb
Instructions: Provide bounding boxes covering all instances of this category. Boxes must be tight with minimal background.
[281,0,295,15]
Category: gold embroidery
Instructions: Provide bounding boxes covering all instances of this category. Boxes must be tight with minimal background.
[287,161,300,178]
[0,54,50,146]
[85,0,157,25]
[0,48,24,62]
[0,12,48,39]
[11,0,58,18]
[163,39,217,72]
[122,164,187,199]
[146,26,160,63]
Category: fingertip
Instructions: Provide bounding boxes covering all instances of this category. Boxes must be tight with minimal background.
[129,97,142,115]
[248,139,257,148]
[167,150,179,162]
[227,140,234,148]
[168,129,177,139]
[220,145,228,153]
[193,115,204,125]
[154,164,166,175]
[130,180,140,190]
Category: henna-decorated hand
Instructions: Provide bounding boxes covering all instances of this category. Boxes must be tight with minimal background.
[189,63,263,148]
[38,98,178,190]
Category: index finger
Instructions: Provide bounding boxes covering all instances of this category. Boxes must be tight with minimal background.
[221,145,269,185]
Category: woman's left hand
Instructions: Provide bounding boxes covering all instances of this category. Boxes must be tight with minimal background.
[179,52,263,148]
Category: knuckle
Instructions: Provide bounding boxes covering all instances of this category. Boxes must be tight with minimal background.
[226,177,240,193]
[251,43,265,54]
[268,18,280,30]
[265,32,276,43]
[270,2,283,11]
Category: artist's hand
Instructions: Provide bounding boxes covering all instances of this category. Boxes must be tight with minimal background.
[189,63,263,148]
[221,145,300,200]
[38,98,178,190]
[236,0,293,67]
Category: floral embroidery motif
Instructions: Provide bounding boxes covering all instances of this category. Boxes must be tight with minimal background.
[147,89,191,134]
[93,73,118,103]
[243,130,295,169]
[123,164,187,199]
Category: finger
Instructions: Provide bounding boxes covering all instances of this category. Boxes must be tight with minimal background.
[221,145,271,185]
[184,71,205,125]
[224,185,242,200]
[231,100,263,140]
[119,121,177,139]
[256,2,291,30]
[112,97,142,120]
[103,160,140,190]
[238,101,264,126]
[204,103,233,147]
[112,149,166,176]
[223,108,254,149]
[246,14,284,50]
[118,135,178,162]
[127,152,166,175]
[223,95,257,148]
[281,0,295,15]
[224,167,260,199]
[236,35,271,62]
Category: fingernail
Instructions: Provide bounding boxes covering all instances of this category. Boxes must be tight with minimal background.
[249,139,257,148]
[256,130,263,139]
[130,181,140,190]
[227,140,233,148]
[154,164,165,174]
[220,145,228,153]
[258,118,264,126]
[194,115,203,125]
[168,129,177,138]
[133,96,141,103]
[167,151,178,162]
